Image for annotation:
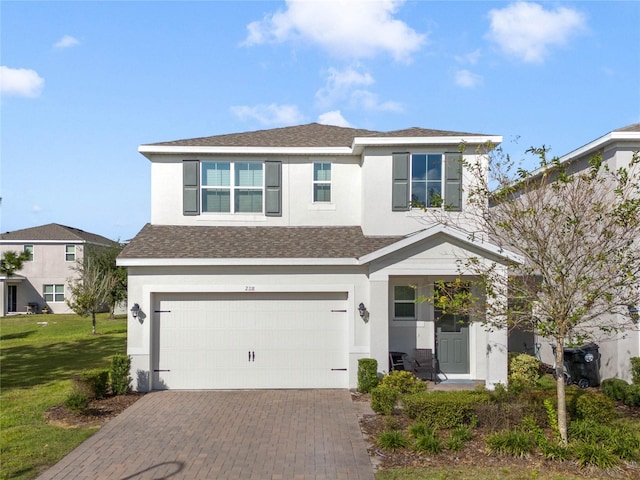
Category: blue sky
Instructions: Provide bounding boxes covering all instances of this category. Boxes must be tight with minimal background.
[1,0,638,241]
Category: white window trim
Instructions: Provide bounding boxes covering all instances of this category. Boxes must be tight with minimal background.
[201,161,265,214]
[24,244,34,261]
[393,285,417,321]
[65,244,76,262]
[43,284,65,303]
[312,162,332,204]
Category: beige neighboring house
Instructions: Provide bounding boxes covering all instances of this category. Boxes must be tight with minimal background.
[0,223,117,316]
[509,123,640,382]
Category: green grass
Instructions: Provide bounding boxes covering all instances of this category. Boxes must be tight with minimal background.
[0,313,127,480]
[376,467,584,480]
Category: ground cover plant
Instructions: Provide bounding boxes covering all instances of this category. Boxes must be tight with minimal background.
[357,371,640,480]
[0,313,131,480]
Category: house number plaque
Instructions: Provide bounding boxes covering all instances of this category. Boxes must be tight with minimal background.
[244,286,256,292]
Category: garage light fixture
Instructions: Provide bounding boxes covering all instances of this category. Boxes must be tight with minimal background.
[358,302,368,321]
[130,303,140,319]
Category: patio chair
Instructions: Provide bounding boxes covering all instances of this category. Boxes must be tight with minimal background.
[405,348,446,383]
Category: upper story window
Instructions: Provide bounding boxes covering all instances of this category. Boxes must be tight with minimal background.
[183,160,281,217]
[392,153,462,212]
[65,245,76,262]
[202,162,263,213]
[313,162,331,202]
[23,244,34,261]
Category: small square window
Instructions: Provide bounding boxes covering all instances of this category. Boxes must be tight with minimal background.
[394,285,416,319]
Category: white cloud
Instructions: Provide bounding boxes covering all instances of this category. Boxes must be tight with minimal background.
[32,205,42,213]
[316,66,374,106]
[0,66,44,97]
[317,110,352,127]
[243,0,426,62]
[230,103,305,126]
[454,69,482,88]
[350,90,403,112]
[454,49,481,65]
[486,1,587,63]
[54,35,79,49]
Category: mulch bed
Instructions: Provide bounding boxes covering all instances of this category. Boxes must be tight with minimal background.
[44,393,145,429]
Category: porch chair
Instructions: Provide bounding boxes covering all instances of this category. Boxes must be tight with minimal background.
[405,348,445,383]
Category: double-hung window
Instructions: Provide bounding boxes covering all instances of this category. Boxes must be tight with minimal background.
[43,284,65,302]
[392,153,462,211]
[313,162,331,202]
[24,244,34,261]
[65,245,76,262]
[201,162,263,213]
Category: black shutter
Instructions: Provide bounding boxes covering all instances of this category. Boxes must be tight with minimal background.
[392,153,410,211]
[183,160,200,215]
[264,161,282,216]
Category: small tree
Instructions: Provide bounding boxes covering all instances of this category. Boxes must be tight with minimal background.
[0,250,31,277]
[421,144,640,444]
[85,244,127,317]
[66,258,117,334]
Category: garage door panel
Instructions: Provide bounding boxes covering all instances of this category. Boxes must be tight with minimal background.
[152,293,348,389]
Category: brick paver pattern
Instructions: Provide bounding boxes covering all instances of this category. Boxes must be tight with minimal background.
[36,390,375,480]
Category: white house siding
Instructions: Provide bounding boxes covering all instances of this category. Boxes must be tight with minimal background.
[360,147,489,237]
[149,154,362,227]
[126,266,372,391]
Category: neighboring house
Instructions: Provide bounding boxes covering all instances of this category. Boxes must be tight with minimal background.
[509,123,640,382]
[118,123,522,392]
[0,223,117,316]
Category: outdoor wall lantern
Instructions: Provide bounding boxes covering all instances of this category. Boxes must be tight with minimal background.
[358,302,368,321]
[130,303,140,319]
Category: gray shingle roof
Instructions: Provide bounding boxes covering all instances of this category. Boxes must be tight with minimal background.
[119,224,401,259]
[614,123,640,133]
[144,123,492,148]
[0,223,116,245]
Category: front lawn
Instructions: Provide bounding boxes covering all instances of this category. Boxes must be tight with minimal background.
[0,313,127,480]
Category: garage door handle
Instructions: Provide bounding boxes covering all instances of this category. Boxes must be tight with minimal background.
[248,351,255,362]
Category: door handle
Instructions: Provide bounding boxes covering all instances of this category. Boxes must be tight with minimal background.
[248,351,255,362]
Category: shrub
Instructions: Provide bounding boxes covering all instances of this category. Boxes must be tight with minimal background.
[601,377,629,401]
[610,429,640,461]
[623,384,640,407]
[358,358,378,393]
[379,370,427,395]
[508,354,540,393]
[486,430,536,457]
[539,440,571,461]
[414,432,443,454]
[447,426,473,451]
[377,430,408,451]
[574,392,615,423]
[370,385,400,415]
[474,402,527,431]
[403,391,490,429]
[65,390,89,413]
[75,369,109,400]
[572,441,618,468]
[631,357,640,385]
[408,421,433,438]
[568,419,610,443]
[110,354,132,395]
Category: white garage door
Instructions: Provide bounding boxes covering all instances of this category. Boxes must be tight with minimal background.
[152,292,349,390]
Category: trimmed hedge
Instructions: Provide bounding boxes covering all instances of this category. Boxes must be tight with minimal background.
[77,369,109,399]
[631,357,640,385]
[110,354,132,395]
[403,390,491,429]
[371,385,400,415]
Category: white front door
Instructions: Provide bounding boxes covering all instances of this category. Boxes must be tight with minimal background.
[152,292,349,389]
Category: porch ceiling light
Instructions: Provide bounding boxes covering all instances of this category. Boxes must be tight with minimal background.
[130,303,140,319]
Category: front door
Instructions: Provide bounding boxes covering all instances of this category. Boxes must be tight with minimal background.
[7,285,17,313]
[436,313,470,374]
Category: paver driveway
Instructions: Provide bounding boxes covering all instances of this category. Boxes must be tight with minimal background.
[36,390,375,480]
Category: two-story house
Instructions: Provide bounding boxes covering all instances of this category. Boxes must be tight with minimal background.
[118,123,521,391]
[0,223,117,315]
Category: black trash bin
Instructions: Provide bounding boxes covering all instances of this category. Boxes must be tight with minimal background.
[554,343,601,388]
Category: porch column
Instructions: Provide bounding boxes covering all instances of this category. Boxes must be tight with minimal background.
[485,264,509,389]
[0,279,6,317]
[369,274,389,377]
